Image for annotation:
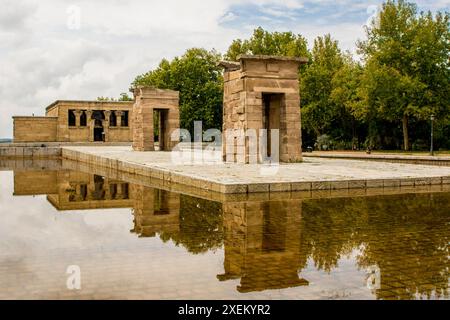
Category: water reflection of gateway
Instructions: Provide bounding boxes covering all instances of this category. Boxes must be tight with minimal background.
[131,186,180,237]
[218,200,309,292]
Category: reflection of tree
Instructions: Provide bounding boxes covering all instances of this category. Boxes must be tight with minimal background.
[300,198,364,272]
[159,195,223,254]
[355,193,450,300]
[300,193,450,300]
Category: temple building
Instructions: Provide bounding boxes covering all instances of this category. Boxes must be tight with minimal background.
[13,100,134,143]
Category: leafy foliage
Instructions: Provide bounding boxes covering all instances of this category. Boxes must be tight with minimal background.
[224,26,309,62]
[133,48,223,134]
[357,0,450,150]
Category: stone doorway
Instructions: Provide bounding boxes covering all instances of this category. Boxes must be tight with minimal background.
[262,93,283,159]
[131,87,180,152]
[94,127,103,142]
[153,109,168,151]
[92,111,105,142]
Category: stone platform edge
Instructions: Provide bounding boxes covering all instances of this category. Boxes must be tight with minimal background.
[0,145,61,158]
[61,147,450,195]
[62,158,450,203]
[304,153,450,166]
[0,142,132,159]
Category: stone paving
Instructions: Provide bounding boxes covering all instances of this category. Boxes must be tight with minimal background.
[304,151,450,166]
[62,146,450,194]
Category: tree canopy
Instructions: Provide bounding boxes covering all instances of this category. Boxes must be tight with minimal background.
[225,26,309,61]
[357,0,450,150]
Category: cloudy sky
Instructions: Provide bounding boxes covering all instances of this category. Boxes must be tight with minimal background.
[0,0,448,138]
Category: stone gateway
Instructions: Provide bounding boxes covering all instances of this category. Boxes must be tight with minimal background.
[131,87,180,152]
[219,55,308,164]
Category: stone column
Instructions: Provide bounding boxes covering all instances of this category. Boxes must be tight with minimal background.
[85,110,94,142]
[73,110,82,127]
[115,111,124,128]
[116,183,123,199]
[104,179,111,200]
[75,184,82,201]
[103,110,111,142]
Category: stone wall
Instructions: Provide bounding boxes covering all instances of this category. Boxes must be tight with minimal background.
[13,116,58,142]
[0,146,61,158]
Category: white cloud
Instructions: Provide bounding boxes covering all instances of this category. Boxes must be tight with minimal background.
[0,0,448,138]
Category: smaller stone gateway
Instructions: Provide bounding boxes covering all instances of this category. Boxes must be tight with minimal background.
[219,55,308,164]
[131,87,180,152]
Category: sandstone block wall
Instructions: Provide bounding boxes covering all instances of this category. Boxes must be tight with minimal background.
[13,117,58,142]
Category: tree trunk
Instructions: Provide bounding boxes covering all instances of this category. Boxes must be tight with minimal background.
[402,115,409,151]
[352,118,357,150]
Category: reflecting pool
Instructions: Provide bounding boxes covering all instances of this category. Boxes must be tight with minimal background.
[0,160,448,300]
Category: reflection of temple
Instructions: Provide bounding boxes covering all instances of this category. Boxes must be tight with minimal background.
[218,200,308,293]
[47,172,132,210]
[131,185,180,237]
[13,170,133,210]
[12,168,181,237]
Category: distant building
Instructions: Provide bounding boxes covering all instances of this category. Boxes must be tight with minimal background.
[13,100,134,143]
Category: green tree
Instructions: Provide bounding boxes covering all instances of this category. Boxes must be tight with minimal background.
[357,0,450,151]
[330,54,365,148]
[118,92,133,101]
[97,93,133,102]
[225,27,309,63]
[133,48,223,133]
[97,96,115,101]
[301,35,345,139]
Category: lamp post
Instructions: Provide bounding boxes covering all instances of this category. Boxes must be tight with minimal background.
[430,115,435,156]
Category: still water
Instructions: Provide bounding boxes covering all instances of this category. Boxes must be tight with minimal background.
[0,161,448,300]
